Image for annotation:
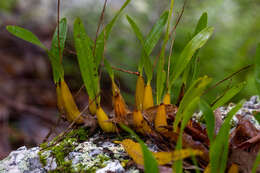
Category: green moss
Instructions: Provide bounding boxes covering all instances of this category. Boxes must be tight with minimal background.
[38,127,89,172]
[38,150,47,167]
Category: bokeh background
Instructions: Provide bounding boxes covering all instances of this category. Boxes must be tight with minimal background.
[0,0,259,159]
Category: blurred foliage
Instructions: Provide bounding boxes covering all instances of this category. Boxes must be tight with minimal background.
[0,0,16,12]
[2,0,260,105]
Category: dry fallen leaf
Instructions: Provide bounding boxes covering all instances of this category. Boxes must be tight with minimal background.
[121,139,203,166]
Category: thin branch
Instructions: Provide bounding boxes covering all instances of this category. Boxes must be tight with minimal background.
[166,31,176,91]
[203,64,253,95]
[110,65,140,76]
[57,0,62,63]
[64,48,139,76]
[93,0,108,56]
[152,0,187,71]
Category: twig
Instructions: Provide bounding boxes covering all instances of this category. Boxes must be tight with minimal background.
[110,65,140,76]
[40,93,100,151]
[57,0,62,63]
[152,0,187,71]
[42,116,62,143]
[166,31,176,90]
[203,64,252,95]
[64,48,139,76]
[93,0,108,56]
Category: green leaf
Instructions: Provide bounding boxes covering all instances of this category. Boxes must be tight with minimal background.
[6,25,47,50]
[169,27,214,89]
[156,57,166,103]
[173,76,212,131]
[74,18,99,101]
[50,18,68,60]
[145,11,168,55]
[211,82,246,110]
[104,58,114,80]
[254,112,260,124]
[126,15,153,82]
[254,43,260,94]
[48,18,68,83]
[120,124,159,173]
[126,15,145,47]
[200,99,215,143]
[209,100,245,173]
[95,0,131,67]
[182,13,208,90]
[193,12,208,36]
[138,11,168,76]
[252,151,260,173]
[181,97,200,131]
[174,96,200,173]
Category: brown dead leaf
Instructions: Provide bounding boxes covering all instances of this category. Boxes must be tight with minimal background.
[121,139,203,166]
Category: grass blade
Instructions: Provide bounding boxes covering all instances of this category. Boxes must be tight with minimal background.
[145,11,168,55]
[199,99,215,143]
[182,12,208,89]
[174,96,200,173]
[74,18,99,102]
[211,82,246,110]
[254,43,260,94]
[6,25,47,50]
[173,76,212,131]
[50,18,68,62]
[209,100,245,173]
[104,58,114,80]
[95,0,131,67]
[169,27,214,89]
[139,11,168,76]
[48,18,68,83]
[126,15,153,82]
[120,124,159,173]
[194,12,208,36]
[252,151,260,173]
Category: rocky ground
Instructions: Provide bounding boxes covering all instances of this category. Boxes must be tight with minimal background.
[0,96,259,173]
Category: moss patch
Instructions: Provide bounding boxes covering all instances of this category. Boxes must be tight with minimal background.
[38,127,89,172]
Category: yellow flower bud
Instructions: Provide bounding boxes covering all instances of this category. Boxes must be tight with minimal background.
[135,75,145,110]
[155,104,167,132]
[96,106,116,132]
[88,97,97,115]
[60,80,84,124]
[112,81,128,121]
[143,83,154,110]
[163,93,171,104]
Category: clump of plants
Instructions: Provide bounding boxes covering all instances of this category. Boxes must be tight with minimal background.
[6,0,260,172]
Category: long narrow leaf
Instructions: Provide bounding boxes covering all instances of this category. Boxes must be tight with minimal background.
[254,43,260,94]
[173,76,212,131]
[145,11,168,55]
[48,18,68,83]
[211,82,246,110]
[126,15,153,82]
[252,151,260,173]
[200,99,215,143]
[6,25,47,50]
[169,27,214,89]
[104,58,114,80]
[174,96,200,173]
[209,100,245,173]
[138,11,169,77]
[193,12,208,36]
[120,124,159,173]
[50,18,68,61]
[182,12,208,89]
[95,0,131,67]
[74,18,99,101]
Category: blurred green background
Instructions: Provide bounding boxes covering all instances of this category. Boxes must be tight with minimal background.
[1,0,260,105]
